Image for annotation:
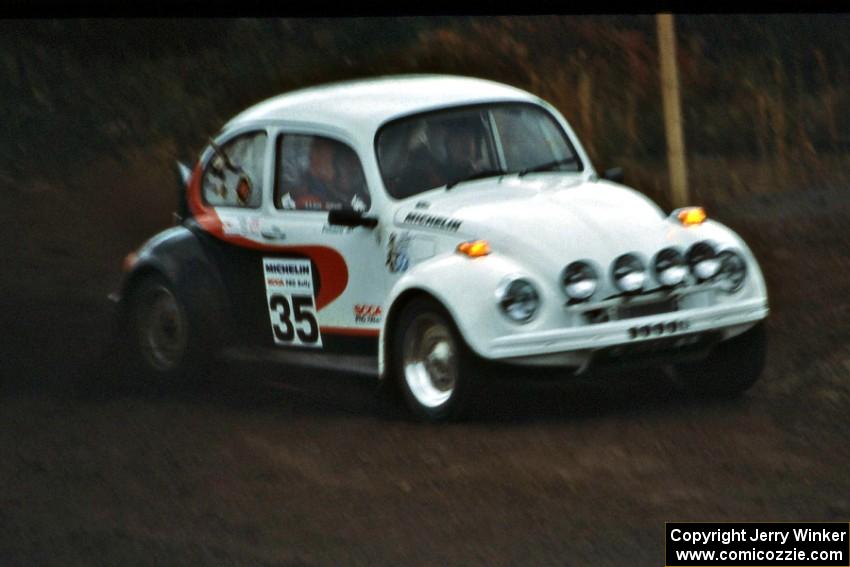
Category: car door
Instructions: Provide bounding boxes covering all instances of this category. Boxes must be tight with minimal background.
[191,126,385,360]
[260,131,386,358]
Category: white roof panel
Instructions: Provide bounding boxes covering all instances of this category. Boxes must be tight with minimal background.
[224,75,540,132]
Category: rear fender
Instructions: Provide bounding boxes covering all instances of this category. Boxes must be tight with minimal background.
[118,224,233,348]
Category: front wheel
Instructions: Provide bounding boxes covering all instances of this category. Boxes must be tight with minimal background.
[672,322,767,397]
[391,297,477,422]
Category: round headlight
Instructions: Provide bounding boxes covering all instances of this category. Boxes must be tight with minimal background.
[497,278,539,323]
[653,248,687,287]
[562,261,598,301]
[612,253,646,293]
[686,241,720,282]
[716,250,748,293]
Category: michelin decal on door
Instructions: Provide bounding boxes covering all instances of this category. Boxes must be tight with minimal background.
[263,258,322,348]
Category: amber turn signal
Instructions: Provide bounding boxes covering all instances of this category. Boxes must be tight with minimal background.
[457,240,491,258]
[676,206,707,227]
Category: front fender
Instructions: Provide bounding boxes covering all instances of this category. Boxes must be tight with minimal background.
[686,219,769,304]
[380,251,537,376]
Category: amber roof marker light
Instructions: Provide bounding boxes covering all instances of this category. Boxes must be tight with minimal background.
[672,206,707,227]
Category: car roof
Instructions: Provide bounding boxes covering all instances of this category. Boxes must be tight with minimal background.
[223,74,541,133]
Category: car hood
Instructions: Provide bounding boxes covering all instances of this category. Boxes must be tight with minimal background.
[394,174,692,275]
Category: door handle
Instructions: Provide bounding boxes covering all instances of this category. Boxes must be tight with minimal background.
[261,227,286,240]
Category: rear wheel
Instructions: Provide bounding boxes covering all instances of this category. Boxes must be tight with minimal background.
[391,297,477,422]
[125,275,200,386]
[673,322,767,397]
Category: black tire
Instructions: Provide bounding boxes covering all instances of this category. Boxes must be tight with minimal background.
[390,296,478,422]
[673,322,767,397]
[122,274,203,388]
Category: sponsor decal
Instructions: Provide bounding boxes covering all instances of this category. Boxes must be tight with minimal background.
[220,215,260,237]
[264,262,310,275]
[386,232,411,273]
[402,212,462,232]
[263,258,322,348]
[354,304,382,324]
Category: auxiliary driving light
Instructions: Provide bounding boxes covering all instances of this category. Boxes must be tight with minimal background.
[686,241,720,282]
[716,249,748,293]
[497,278,540,323]
[653,248,688,287]
[612,254,646,293]
[562,261,598,301]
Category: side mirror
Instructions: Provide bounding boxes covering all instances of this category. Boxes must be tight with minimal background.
[328,209,378,229]
[602,167,624,184]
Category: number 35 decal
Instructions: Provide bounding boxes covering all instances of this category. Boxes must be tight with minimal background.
[263,257,323,348]
[269,294,321,346]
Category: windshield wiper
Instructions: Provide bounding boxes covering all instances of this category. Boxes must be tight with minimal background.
[517,156,577,177]
[445,168,507,190]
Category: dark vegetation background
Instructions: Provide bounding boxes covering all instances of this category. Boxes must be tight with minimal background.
[2,17,850,566]
[2,16,849,208]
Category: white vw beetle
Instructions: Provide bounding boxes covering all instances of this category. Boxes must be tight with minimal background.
[114,75,769,421]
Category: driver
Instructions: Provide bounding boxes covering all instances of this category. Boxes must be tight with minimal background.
[396,122,444,198]
[291,138,339,210]
[443,123,485,182]
[333,148,370,211]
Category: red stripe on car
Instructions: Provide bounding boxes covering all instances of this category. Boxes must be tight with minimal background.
[186,162,349,310]
[321,327,380,337]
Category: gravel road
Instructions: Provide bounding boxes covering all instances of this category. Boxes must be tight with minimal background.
[2,166,849,565]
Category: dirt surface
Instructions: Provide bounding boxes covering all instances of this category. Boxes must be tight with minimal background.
[2,154,850,565]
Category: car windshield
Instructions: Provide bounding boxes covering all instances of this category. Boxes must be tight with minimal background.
[376,102,582,199]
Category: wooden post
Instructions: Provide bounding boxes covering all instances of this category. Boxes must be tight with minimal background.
[577,67,594,160]
[656,13,689,208]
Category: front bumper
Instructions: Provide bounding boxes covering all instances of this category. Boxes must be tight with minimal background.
[487,297,768,369]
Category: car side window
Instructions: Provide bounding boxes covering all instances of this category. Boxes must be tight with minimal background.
[275,134,371,212]
[202,132,267,208]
